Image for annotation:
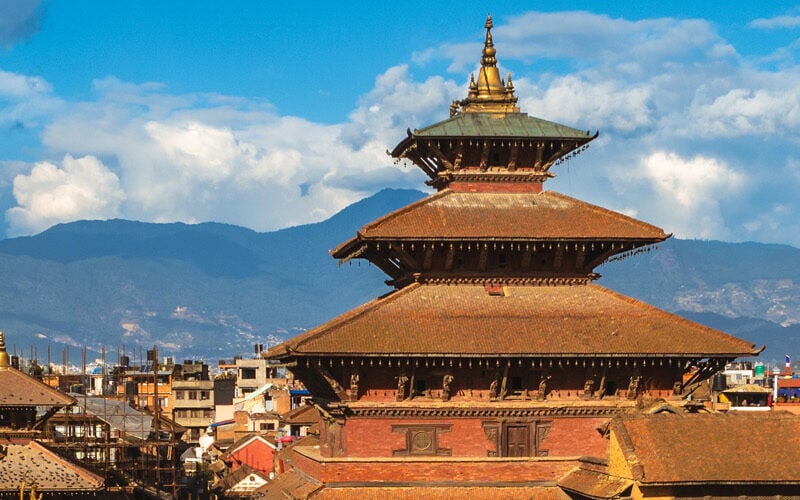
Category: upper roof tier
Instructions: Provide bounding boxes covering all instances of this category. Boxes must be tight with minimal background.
[390,15,597,190]
[332,188,669,285]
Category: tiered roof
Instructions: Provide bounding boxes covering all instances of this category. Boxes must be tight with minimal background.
[334,190,668,260]
[0,331,75,408]
[268,283,754,358]
[0,441,104,494]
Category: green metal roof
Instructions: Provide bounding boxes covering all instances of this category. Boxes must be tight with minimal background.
[414,112,594,139]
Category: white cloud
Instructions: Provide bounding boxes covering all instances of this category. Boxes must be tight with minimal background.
[519,75,653,133]
[6,154,125,235]
[749,16,800,30]
[687,86,800,137]
[0,69,62,130]
[12,66,437,235]
[616,151,744,240]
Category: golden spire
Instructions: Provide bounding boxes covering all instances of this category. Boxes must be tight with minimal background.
[477,14,503,94]
[0,330,10,370]
[455,14,519,114]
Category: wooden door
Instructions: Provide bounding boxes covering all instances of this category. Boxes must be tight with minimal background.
[505,424,529,457]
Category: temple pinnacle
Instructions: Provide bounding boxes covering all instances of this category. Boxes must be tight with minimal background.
[0,330,9,369]
[481,14,497,68]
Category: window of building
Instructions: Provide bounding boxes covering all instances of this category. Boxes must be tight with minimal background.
[188,391,197,400]
[260,423,275,431]
[175,390,184,400]
[200,390,210,400]
[240,367,257,379]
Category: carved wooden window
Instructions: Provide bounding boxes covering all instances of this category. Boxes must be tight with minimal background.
[392,424,452,456]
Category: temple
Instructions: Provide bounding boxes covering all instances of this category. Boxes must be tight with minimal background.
[265,16,796,499]
[0,331,105,497]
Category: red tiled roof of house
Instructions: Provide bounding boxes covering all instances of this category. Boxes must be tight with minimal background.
[0,441,104,493]
[219,433,277,462]
[779,378,800,388]
[334,190,668,254]
[613,412,800,484]
[0,367,75,407]
[268,283,754,358]
[557,467,632,499]
[282,404,321,426]
[254,467,322,499]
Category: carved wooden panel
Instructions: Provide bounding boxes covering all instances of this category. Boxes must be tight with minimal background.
[392,424,452,456]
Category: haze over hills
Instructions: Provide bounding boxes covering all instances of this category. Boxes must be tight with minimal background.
[0,187,797,366]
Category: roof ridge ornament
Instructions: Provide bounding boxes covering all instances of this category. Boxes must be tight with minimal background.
[0,330,9,369]
[455,14,519,115]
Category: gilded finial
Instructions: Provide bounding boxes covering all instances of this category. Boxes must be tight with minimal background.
[481,14,497,68]
[455,14,518,113]
[0,330,9,369]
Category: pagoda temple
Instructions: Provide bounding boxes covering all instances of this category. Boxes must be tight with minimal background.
[266,16,767,498]
[0,331,105,497]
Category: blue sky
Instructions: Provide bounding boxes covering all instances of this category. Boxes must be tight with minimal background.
[3,1,800,247]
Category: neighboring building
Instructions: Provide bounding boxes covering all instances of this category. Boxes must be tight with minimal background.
[0,331,105,498]
[266,16,770,496]
[218,433,279,478]
[172,359,215,443]
[235,358,270,398]
[234,355,292,399]
[282,403,320,438]
[211,464,271,498]
[114,350,175,417]
[44,393,186,488]
[578,412,800,498]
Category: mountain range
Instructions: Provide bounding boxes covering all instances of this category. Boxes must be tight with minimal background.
[0,188,797,367]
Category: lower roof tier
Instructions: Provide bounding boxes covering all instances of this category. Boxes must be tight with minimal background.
[267,283,755,359]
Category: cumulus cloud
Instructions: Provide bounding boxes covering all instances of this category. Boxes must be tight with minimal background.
[0,0,44,47]
[0,69,62,130]
[615,151,743,240]
[8,66,437,235]
[6,155,125,235]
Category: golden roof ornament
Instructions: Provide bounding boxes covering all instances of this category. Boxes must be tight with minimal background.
[455,14,519,114]
[0,330,10,369]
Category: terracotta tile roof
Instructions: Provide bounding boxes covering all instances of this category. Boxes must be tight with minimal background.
[779,378,800,388]
[0,440,104,493]
[254,467,321,499]
[268,283,754,357]
[557,467,632,499]
[282,404,321,426]
[212,463,269,493]
[219,433,277,462]
[613,412,800,484]
[334,190,667,254]
[312,485,570,499]
[0,367,75,407]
